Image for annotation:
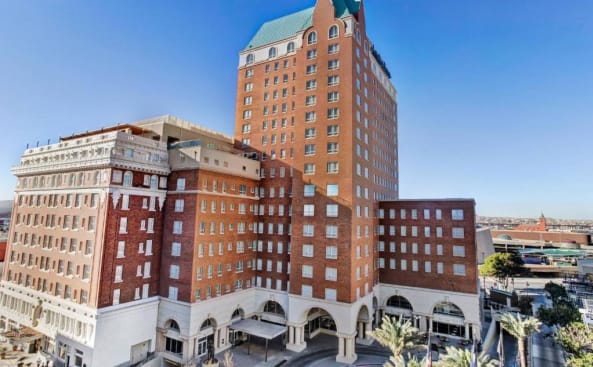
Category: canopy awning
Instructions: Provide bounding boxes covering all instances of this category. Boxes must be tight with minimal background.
[229,319,286,340]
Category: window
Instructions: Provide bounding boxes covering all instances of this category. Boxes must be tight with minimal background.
[328,75,339,86]
[453,264,466,276]
[412,260,419,272]
[306,64,317,75]
[243,110,252,119]
[123,171,133,186]
[327,184,339,196]
[307,31,317,44]
[424,226,431,237]
[306,49,317,59]
[115,265,123,283]
[176,178,185,191]
[302,265,313,278]
[304,204,315,216]
[326,204,338,217]
[425,261,432,273]
[452,227,465,239]
[305,111,316,122]
[170,265,180,279]
[175,199,184,212]
[436,209,442,220]
[244,82,253,92]
[169,286,178,300]
[246,53,254,65]
[117,241,125,258]
[453,245,466,257]
[304,163,315,175]
[401,259,407,271]
[329,25,339,39]
[119,217,127,234]
[437,244,443,256]
[325,267,337,281]
[401,242,407,253]
[424,209,430,219]
[173,221,183,234]
[424,243,431,255]
[304,184,315,197]
[326,246,338,259]
[327,162,339,173]
[328,59,339,70]
[306,95,317,106]
[302,285,313,297]
[303,225,314,237]
[328,91,339,102]
[328,43,339,54]
[436,227,443,238]
[437,262,444,274]
[172,242,181,256]
[306,79,317,90]
[113,289,120,305]
[268,47,277,58]
[326,225,338,238]
[452,209,464,220]
[327,125,339,136]
[301,244,314,257]
[287,41,295,53]
[328,107,339,119]
[325,288,337,301]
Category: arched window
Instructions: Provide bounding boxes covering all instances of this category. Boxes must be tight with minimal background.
[167,320,180,331]
[307,31,317,45]
[287,41,295,53]
[268,47,277,58]
[329,25,339,39]
[246,53,254,65]
[123,171,133,187]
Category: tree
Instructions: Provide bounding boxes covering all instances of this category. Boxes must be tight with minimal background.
[368,315,421,367]
[479,253,525,289]
[555,322,593,359]
[544,282,568,304]
[566,352,593,367]
[500,312,541,367]
[537,300,581,327]
[436,346,498,367]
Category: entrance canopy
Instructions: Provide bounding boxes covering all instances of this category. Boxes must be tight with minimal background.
[230,319,286,340]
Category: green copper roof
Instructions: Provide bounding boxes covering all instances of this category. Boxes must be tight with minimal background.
[244,0,361,50]
[245,7,314,50]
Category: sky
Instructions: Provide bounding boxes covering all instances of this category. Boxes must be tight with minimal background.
[0,0,592,219]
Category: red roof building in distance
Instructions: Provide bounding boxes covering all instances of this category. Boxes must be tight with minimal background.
[514,213,547,232]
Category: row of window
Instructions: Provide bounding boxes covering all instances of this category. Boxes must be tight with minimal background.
[378,242,466,257]
[11,233,94,255]
[18,171,103,190]
[5,271,90,305]
[303,162,340,175]
[113,284,150,305]
[18,193,99,209]
[378,225,465,239]
[8,253,91,280]
[112,170,166,190]
[194,260,248,280]
[176,177,254,197]
[378,208,465,221]
[379,259,467,276]
[113,262,152,283]
[185,278,250,302]
[196,241,251,257]
[244,26,340,65]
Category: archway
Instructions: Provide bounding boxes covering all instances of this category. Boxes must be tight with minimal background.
[356,305,372,342]
[304,307,337,340]
[432,302,466,338]
[385,295,414,321]
[261,301,286,325]
[162,319,183,360]
[196,318,217,358]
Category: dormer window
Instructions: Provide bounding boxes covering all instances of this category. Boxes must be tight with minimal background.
[307,31,317,45]
[287,41,295,53]
[269,47,277,58]
[246,53,254,65]
[329,25,339,39]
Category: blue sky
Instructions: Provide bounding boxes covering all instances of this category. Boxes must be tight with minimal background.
[1,0,592,219]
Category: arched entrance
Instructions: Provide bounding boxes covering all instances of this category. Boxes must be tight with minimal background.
[229,308,245,345]
[261,301,286,325]
[196,318,217,358]
[385,295,414,322]
[162,319,183,364]
[304,307,337,340]
[432,302,467,338]
[356,305,372,343]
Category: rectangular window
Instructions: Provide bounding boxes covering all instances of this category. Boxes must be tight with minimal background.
[327,161,339,173]
[173,221,183,234]
[303,244,314,257]
[436,209,442,220]
[304,144,316,156]
[436,227,443,238]
[453,264,466,276]
[452,227,465,239]
[119,217,127,234]
[115,265,123,283]
[424,243,431,255]
[453,245,466,257]
[168,286,178,300]
[327,142,338,154]
[327,125,339,136]
[452,209,464,220]
[304,163,315,175]
[326,184,339,196]
[170,265,180,279]
[305,79,317,90]
[328,91,339,102]
[423,209,430,219]
[328,75,339,86]
[437,244,443,256]
[328,108,339,119]
[175,199,184,212]
[326,246,337,259]
[325,267,337,281]
[172,242,181,256]
[325,225,338,238]
[328,59,339,70]
[401,259,407,271]
[326,204,338,217]
[302,265,313,278]
[117,241,125,258]
[425,261,432,273]
[437,262,444,274]
[302,285,313,297]
[303,204,315,216]
[424,226,430,237]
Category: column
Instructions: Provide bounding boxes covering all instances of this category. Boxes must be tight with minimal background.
[358,322,364,339]
[364,322,372,341]
[336,333,357,364]
[465,323,470,340]
[286,323,307,352]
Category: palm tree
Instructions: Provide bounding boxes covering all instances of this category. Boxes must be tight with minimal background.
[368,315,421,367]
[500,312,541,367]
[437,346,499,367]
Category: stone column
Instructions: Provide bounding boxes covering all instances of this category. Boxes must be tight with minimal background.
[336,332,357,364]
[465,323,470,340]
[286,323,306,352]
[364,322,372,340]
